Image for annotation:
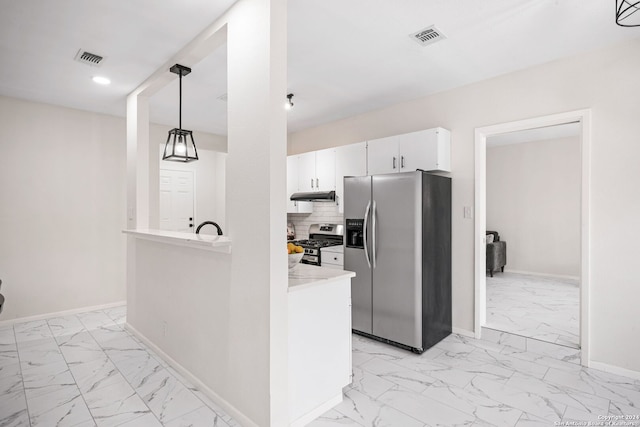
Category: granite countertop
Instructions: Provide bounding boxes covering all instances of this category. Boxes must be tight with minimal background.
[288,263,355,292]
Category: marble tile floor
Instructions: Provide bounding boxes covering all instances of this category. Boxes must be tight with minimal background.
[3,305,639,427]
[486,272,580,348]
[0,305,239,427]
[310,334,640,427]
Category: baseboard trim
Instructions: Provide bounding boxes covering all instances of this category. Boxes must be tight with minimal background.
[503,269,580,282]
[290,394,342,427]
[0,301,126,326]
[125,323,258,427]
[588,360,640,381]
[452,327,475,338]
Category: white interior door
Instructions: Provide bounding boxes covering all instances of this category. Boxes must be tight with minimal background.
[160,169,195,232]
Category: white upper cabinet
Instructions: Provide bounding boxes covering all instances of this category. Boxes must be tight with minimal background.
[335,142,367,213]
[398,128,451,172]
[366,135,400,175]
[297,149,336,192]
[367,127,451,174]
[297,152,317,192]
[287,155,312,213]
[315,148,336,192]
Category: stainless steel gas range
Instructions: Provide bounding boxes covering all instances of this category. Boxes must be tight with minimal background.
[292,224,343,266]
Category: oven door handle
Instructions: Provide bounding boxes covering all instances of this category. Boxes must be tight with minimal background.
[363,200,372,269]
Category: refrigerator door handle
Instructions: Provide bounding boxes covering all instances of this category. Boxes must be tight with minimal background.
[372,200,377,269]
[363,200,372,268]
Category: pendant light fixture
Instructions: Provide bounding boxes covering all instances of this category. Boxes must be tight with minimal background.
[163,64,199,162]
[616,0,640,26]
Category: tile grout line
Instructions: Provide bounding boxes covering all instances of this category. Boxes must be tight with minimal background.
[99,309,168,427]
[84,311,165,427]
[44,317,96,427]
[102,310,190,426]
[357,338,572,426]
[12,324,33,427]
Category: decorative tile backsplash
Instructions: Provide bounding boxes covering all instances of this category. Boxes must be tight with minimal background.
[287,202,343,240]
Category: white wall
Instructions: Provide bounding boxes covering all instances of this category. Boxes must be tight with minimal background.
[486,136,581,278]
[289,38,640,373]
[0,95,229,322]
[0,96,126,320]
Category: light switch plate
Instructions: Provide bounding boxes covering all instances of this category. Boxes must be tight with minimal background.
[464,206,473,219]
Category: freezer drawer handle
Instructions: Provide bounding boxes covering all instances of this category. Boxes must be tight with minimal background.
[363,200,372,268]
[372,200,377,269]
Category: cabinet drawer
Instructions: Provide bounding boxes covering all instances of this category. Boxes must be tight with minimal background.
[323,252,344,267]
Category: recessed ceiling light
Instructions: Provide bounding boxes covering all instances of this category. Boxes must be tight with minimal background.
[92,76,111,85]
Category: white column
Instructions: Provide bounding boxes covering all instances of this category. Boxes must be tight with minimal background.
[126,94,149,229]
[225,0,288,425]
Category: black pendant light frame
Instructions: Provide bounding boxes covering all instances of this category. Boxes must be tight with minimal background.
[616,0,640,27]
[163,64,199,162]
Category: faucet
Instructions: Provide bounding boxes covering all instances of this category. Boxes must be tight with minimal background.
[196,221,223,236]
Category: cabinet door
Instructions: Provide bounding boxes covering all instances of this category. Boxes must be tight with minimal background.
[315,148,336,191]
[335,142,367,213]
[287,155,312,213]
[286,156,299,213]
[297,152,316,192]
[367,135,399,175]
[398,128,451,172]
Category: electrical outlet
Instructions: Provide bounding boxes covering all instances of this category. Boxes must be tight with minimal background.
[464,206,473,219]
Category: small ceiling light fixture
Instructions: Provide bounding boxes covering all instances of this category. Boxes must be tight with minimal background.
[92,76,111,85]
[285,93,294,110]
[616,0,640,26]
[163,64,199,163]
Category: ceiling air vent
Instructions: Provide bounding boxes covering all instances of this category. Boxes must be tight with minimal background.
[410,25,446,47]
[74,49,105,67]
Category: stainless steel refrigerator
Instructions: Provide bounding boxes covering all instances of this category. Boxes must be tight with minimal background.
[344,171,451,353]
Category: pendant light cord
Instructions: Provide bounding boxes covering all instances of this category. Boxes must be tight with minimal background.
[179,73,182,130]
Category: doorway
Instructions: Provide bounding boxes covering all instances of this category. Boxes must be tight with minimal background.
[159,169,195,232]
[474,110,591,366]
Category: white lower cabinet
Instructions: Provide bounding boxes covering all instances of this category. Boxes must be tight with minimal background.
[288,277,352,426]
[322,246,344,270]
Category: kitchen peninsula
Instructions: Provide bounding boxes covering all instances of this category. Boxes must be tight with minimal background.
[124,230,354,426]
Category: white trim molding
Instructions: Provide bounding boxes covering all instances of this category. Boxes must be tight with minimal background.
[126,323,258,427]
[474,109,592,367]
[503,269,580,282]
[0,301,126,327]
[588,360,640,382]
[452,327,476,338]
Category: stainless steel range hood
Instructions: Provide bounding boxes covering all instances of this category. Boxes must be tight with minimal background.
[290,191,336,202]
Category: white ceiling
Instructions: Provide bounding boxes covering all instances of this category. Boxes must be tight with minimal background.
[1,1,639,136]
[487,122,581,147]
